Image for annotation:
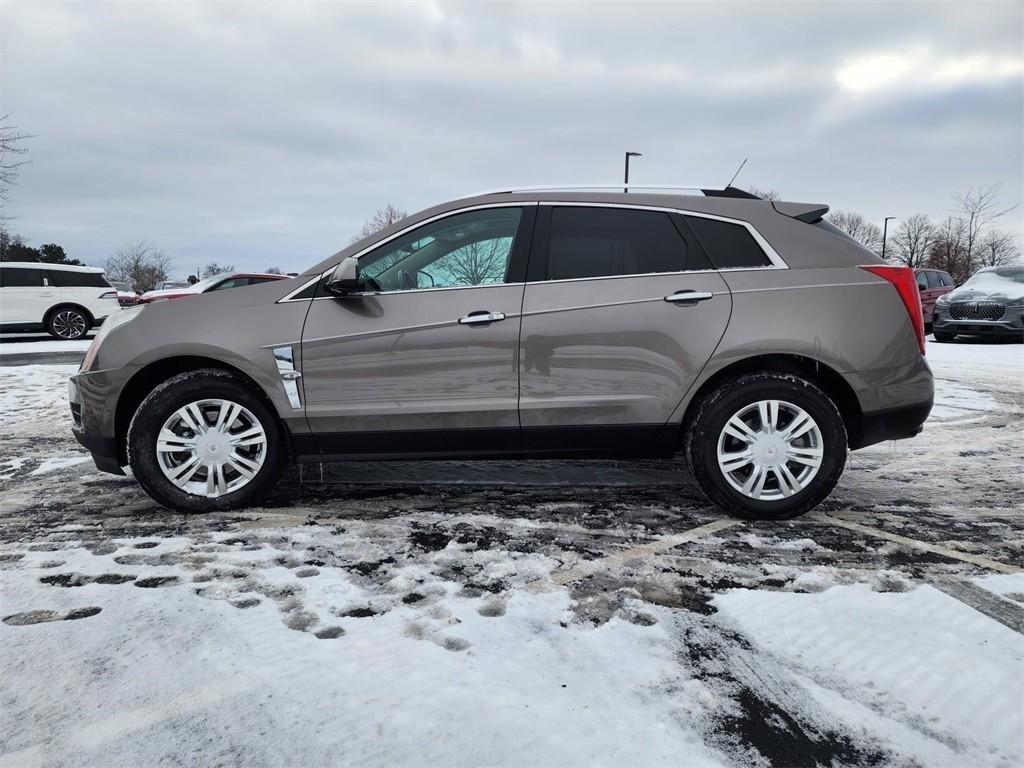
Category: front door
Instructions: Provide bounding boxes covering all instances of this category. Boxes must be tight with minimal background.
[518,204,732,453]
[300,204,535,456]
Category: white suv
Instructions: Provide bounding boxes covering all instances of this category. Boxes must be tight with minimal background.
[0,262,120,339]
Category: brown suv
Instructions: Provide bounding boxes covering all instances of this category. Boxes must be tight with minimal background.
[69,185,934,519]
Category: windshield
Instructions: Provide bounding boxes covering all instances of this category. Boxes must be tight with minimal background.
[965,267,1024,285]
[187,274,228,292]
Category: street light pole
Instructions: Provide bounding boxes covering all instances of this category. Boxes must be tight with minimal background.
[624,151,642,193]
[881,216,896,261]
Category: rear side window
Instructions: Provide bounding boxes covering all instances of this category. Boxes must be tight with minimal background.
[544,207,699,281]
[939,272,954,287]
[47,270,110,288]
[685,216,771,269]
[0,267,45,287]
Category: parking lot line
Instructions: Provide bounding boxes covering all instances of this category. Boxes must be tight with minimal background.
[933,579,1024,635]
[550,518,741,586]
[816,514,1022,575]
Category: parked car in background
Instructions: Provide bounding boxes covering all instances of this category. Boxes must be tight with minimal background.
[138,272,289,303]
[914,268,955,329]
[932,265,1024,342]
[70,185,933,520]
[0,262,119,339]
[108,280,140,307]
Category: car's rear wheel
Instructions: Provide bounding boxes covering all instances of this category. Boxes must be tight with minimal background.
[47,307,90,340]
[128,369,287,512]
[685,372,847,519]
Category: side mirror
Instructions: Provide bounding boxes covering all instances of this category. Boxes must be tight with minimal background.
[326,257,362,296]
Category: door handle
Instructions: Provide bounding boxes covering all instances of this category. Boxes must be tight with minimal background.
[459,311,506,325]
[664,290,715,304]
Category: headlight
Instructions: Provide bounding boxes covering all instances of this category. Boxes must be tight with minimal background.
[1006,298,1024,308]
[80,305,144,372]
[935,293,951,305]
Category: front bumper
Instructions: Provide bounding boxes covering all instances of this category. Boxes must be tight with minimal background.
[69,372,126,475]
[934,304,1024,337]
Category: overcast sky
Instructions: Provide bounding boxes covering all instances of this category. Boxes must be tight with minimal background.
[1,0,1022,276]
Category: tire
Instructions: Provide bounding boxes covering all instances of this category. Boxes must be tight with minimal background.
[932,331,956,343]
[127,369,287,512]
[684,372,847,520]
[47,306,90,340]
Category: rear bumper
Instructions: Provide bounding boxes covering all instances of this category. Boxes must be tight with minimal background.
[853,398,933,450]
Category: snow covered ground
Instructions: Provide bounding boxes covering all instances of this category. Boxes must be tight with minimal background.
[0,341,1022,767]
[0,339,92,356]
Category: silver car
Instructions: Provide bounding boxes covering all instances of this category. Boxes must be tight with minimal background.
[69,185,933,519]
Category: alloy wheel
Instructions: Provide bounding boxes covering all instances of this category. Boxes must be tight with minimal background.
[52,310,87,339]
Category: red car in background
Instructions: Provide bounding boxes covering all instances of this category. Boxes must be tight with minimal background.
[914,268,955,329]
[138,272,289,303]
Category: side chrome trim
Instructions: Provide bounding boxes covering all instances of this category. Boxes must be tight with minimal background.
[277,202,539,304]
[278,199,786,303]
[272,346,302,409]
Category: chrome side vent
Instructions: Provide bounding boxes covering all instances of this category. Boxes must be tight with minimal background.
[273,346,302,409]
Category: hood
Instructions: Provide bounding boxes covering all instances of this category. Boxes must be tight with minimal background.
[948,270,1024,303]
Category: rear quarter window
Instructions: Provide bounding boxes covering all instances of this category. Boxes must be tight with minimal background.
[47,270,110,288]
[684,216,771,269]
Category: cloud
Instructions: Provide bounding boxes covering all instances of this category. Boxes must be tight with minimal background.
[0,1,1020,274]
[836,48,1024,96]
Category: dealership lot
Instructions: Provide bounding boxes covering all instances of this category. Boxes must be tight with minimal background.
[1,339,1022,768]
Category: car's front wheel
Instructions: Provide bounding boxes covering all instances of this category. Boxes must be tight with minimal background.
[685,372,847,519]
[128,369,287,512]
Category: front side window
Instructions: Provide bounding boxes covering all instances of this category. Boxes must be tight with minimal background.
[359,207,523,292]
[0,268,45,287]
[926,271,943,289]
[685,215,771,269]
[544,207,694,281]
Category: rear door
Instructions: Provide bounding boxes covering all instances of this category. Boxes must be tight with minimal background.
[299,204,535,455]
[0,267,53,324]
[518,204,731,453]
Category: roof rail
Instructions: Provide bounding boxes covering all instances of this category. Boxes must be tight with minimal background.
[468,183,729,197]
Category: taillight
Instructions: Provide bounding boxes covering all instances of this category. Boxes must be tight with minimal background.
[859,265,925,355]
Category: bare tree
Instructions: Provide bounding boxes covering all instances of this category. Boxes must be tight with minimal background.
[826,210,883,253]
[202,262,235,278]
[353,204,407,243]
[440,239,508,286]
[954,184,1017,268]
[976,230,1020,268]
[264,266,284,274]
[0,114,33,203]
[105,241,172,293]
[927,216,969,283]
[886,214,936,268]
[746,186,780,201]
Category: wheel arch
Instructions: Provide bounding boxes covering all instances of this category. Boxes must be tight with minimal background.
[114,355,288,465]
[680,354,865,449]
